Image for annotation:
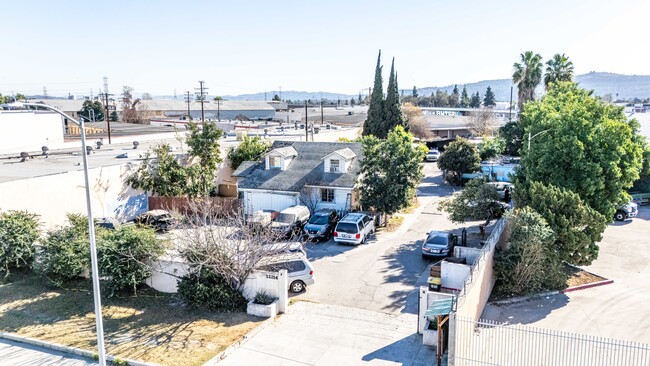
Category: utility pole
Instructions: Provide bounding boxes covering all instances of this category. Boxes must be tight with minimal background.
[304,101,308,141]
[214,97,222,121]
[320,101,324,125]
[279,86,282,101]
[509,86,513,122]
[99,92,113,144]
[43,86,48,98]
[195,81,208,123]
[185,91,192,120]
[174,88,177,100]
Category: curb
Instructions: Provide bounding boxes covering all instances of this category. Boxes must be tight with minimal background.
[0,331,157,366]
[202,314,277,365]
[489,278,614,306]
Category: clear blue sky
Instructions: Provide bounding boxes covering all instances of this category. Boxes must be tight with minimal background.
[1,0,648,98]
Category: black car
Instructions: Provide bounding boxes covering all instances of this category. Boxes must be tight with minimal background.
[303,208,339,241]
[134,210,175,231]
[422,231,458,258]
[96,217,121,230]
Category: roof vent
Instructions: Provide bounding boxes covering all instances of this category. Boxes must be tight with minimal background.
[20,152,32,162]
[96,139,103,149]
[41,146,49,157]
[133,141,140,149]
[85,146,93,155]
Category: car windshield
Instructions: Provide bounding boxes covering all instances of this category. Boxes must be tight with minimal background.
[336,222,358,233]
[275,213,295,224]
[309,215,329,225]
[426,235,447,246]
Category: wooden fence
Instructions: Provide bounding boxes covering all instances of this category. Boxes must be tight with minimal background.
[148,196,241,217]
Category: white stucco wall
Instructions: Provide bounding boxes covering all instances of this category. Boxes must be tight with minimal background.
[0,164,148,229]
[441,261,472,292]
[0,111,65,154]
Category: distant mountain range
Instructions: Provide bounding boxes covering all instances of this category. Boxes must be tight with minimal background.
[217,72,650,102]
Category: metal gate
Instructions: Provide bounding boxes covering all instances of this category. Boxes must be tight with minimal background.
[454,316,650,366]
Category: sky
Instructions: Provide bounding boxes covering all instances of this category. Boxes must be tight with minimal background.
[1,0,649,98]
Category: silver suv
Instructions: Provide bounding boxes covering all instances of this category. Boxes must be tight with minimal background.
[333,212,375,245]
[257,253,315,293]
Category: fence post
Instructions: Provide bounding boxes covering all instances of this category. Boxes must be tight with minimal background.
[448,313,456,366]
[418,286,428,334]
[277,269,288,314]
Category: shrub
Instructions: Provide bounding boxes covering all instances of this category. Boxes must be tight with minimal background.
[35,214,93,287]
[98,225,166,297]
[227,135,271,170]
[0,210,40,278]
[478,136,505,161]
[177,268,247,311]
[253,291,276,305]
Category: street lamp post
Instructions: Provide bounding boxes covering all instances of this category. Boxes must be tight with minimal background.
[528,129,554,151]
[7,102,107,366]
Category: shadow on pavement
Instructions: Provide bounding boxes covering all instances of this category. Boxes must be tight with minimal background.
[362,334,436,365]
[481,293,571,326]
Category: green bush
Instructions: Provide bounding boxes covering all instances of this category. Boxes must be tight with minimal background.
[0,210,40,278]
[478,136,505,161]
[98,225,165,297]
[227,135,271,170]
[253,290,276,305]
[177,268,247,311]
[35,214,93,287]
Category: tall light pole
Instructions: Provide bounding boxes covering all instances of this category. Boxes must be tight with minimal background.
[528,129,554,151]
[6,102,107,366]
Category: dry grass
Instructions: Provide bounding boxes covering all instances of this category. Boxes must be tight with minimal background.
[381,216,405,232]
[564,265,607,288]
[0,271,262,366]
[398,199,419,214]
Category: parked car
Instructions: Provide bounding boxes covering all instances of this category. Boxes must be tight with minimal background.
[333,212,375,245]
[487,182,514,200]
[303,208,339,241]
[96,217,121,230]
[257,253,315,293]
[262,241,306,256]
[134,210,175,231]
[271,205,311,238]
[422,231,458,258]
[614,201,638,221]
[249,209,279,233]
[425,149,440,162]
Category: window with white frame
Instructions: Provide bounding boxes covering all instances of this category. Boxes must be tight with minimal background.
[321,188,335,202]
[329,159,340,173]
[269,156,281,169]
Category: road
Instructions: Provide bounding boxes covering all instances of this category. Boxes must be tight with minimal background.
[0,338,96,366]
[298,162,465,315]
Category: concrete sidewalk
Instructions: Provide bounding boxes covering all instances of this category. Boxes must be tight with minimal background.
[217,301,438,366]
[0,338,97,366]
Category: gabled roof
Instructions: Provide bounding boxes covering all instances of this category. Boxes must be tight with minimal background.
[322,147,356,161]
[265,146,298,158]
[238,141,363,192]
[232,161,258,177]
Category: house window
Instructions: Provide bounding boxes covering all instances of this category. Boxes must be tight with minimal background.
[321,189,335,203]
[269,156,281,169]
[330,159,340,173]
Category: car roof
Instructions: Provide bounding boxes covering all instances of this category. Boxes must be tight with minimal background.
[427,231,450,237]
[142,209,170,216]
[314,208,336,215]
[340,213,366,223]
[280,205,309,214]
[258,252,308,266]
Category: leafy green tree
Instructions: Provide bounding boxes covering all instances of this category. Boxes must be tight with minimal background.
[412,86,418,98]
[363,50,385,137]
[520,82,645,218]
[439,178,500,224]
[479,136,505,161]
[434,90,449,107]
[98,225,165,297]
[78,100,105,122]
[499,121,524,156]
[494,207,566,297]
[185,122,223,196]
[15,93,26,101]
[382,58,407,137]
[544,53,574,89]
[127,143,188,196]
[632,146,650,193]
[460,86,470,108]
[469,92,482,108]
[449,85,460,107]
[272,94,281,101]
[483,86,496,107]
[360,126,425,215]
[436,137,481,185]
[0,210,40,279]
[110,111,119,122]
[512,51,543,111]
[515,181,607,265]
[35,214,94,287]
[227,135,272,170]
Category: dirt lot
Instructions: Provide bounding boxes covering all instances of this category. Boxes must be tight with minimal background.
[0,272,262,366]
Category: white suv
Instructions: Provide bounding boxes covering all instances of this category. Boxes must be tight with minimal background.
[333,213,375,245]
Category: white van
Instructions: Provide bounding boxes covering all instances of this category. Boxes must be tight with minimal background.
[271,205,311,238]
[257,253,315,293]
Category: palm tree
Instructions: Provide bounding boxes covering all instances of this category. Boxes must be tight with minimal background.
[544,53,574,89]
[512,51,543,112]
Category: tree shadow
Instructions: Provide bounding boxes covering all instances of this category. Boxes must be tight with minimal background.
[480,293,571,326]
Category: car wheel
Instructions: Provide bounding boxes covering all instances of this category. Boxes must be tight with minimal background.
[361,234,366,244]
[614,211,626,221]
[290,280,305,293]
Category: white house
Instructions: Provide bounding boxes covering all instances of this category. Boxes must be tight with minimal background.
[233,141,362,214]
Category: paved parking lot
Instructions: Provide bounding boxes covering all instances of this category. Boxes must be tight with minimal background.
[482,205,650,344]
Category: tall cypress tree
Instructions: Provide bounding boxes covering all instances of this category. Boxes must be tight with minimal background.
[483,86,496,107]
[383,58,406,137]
[460,86,470,107]
[363,50,384,137]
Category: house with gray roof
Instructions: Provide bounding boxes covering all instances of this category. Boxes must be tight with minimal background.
[234,141,363,214]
